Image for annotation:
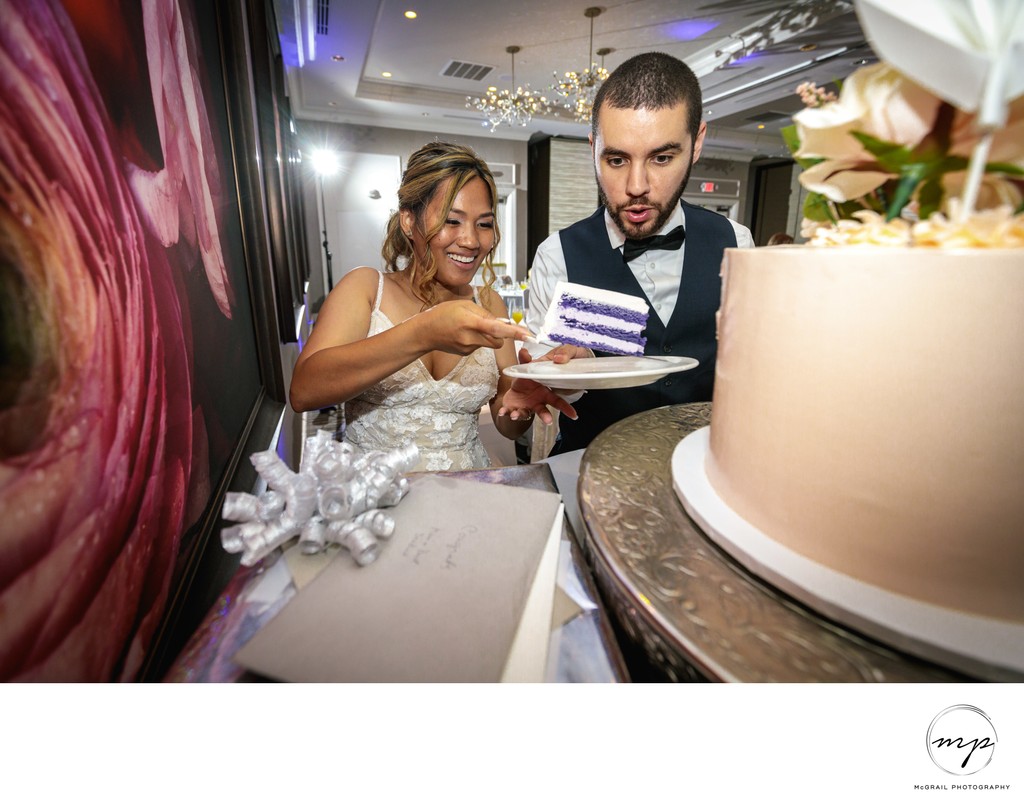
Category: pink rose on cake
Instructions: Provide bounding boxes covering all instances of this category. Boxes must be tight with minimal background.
[792,65,939,204]
[783,62,1024,242]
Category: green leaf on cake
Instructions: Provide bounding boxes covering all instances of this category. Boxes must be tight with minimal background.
[781,125,823,170]
[986,161,1024,177]
[850,132,915,172]
[802,192,834,222]
[917,176,944,220]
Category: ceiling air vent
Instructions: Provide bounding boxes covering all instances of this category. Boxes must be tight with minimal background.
[746,110,791,124]
[441,60,495,82]
[316,0,329,35]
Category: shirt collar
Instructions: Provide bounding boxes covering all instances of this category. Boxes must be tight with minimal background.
[604,203,687,251]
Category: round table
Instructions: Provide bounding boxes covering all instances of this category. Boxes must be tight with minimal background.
[576,403,968,683]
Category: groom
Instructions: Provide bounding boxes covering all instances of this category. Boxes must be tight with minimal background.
[526,51,754,454]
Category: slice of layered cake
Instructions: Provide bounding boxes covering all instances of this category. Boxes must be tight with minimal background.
[537,281,649,356]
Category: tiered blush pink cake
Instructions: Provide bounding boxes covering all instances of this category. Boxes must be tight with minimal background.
[673,246,1024,677]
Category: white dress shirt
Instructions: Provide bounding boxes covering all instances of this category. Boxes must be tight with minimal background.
[527,206,754,335]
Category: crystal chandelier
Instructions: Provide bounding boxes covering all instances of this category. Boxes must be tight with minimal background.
[467,46,549,132]
[552,7,611,124]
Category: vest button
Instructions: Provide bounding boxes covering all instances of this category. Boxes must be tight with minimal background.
[664,378,673,386]
[662,345,672,353]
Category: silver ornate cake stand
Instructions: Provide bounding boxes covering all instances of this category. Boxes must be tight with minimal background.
[577,403,972,683]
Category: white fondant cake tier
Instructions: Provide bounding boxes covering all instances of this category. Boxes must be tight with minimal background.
[538,281,649,356]
[685,246,1024,631]
[674,428,1024,678]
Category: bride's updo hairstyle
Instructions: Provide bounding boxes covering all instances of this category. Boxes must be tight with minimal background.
[382,141,501,305]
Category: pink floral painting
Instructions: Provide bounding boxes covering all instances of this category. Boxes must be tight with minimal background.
[0,0,262,680]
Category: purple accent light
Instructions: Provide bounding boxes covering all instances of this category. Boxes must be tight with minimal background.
[726,51,762,66]
[666,19,719,42]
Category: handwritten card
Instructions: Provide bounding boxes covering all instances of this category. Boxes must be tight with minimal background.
[234,475,563,682]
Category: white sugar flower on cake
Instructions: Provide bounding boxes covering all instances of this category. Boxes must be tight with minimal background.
[782,0,1024,246]
[912,201,1024,247]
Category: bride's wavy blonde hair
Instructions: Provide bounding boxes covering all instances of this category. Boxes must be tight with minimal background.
[382,141,500,306]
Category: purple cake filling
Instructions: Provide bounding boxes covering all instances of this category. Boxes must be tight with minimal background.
[557,314,641,341]
[559,295,648,325]
[547,329,647,357]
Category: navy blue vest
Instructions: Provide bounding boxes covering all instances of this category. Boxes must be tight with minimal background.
[553,201,737,453]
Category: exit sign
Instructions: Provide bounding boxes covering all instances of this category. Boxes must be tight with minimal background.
[691,178,740,198]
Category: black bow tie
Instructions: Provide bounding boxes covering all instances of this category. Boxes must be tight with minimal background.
[622,225,686,263]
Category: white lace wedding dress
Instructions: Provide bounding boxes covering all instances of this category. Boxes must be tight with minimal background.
[344,272,498,471]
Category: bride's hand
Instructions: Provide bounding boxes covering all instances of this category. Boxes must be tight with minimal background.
[419,300,529,354]
[497,348,578,425]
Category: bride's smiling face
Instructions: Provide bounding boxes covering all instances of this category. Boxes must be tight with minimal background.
[403,177,496,291]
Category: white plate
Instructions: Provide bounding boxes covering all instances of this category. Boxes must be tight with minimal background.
[502,355,698,390]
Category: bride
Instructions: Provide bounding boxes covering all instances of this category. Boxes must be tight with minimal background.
[289,141,576,471]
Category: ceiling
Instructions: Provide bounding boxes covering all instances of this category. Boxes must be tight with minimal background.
[272,0,877,158]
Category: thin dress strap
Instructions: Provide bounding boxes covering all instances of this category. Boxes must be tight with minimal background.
[372,271,385,313]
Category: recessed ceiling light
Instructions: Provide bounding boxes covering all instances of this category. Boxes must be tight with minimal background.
[799,43,817,52]
[404,10,417,19]
[706,109,713,116]
[757,124,765,129]
[332,54,345,62]
[382,71,393,78]
[327,101,337,107]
